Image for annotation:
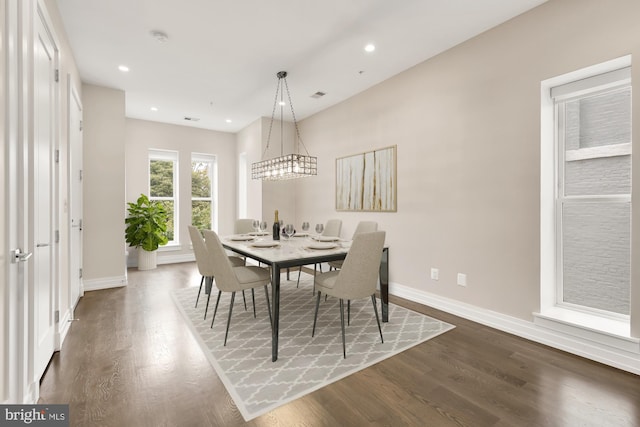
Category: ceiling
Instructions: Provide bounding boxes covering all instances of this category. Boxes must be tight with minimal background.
[56,0,548,133]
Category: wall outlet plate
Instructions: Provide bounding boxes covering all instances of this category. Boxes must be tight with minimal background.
[431,268,439,280]
[457,273,467,286]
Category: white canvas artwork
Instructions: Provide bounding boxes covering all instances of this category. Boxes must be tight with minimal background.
[336,145,396,212]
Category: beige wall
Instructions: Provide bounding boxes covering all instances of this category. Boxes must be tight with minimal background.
[124,118,237,265]
[296,0,640,334]
[82,84,127,286]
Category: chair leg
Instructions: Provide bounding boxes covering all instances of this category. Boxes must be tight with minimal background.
[264,285,273,330]
[210,291,222,328]
[195,275,204,307]
[224,292,236,346]
[371,295,384,344]
[339,299,346,359]
[296,266,302,288]
[251,288,256,318]
[242,290,247,311]
[347,300,350,326]
[204,281,212,319]
[312,291,321,337]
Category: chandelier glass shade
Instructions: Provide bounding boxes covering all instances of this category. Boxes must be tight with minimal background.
[251,71,317,181]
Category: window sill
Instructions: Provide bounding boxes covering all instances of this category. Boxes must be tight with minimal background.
[533,307,638,353]
[159,243,182,252]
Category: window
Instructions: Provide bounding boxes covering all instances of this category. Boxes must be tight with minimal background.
[540,57,631,337]
[554,67,631,317]
[191,153,217,231]
[149,150,178,244]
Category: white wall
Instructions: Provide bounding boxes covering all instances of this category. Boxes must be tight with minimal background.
[82,84,127,289]
[235,118,264,221]
[124,118,237,266]
[296,0,640,336]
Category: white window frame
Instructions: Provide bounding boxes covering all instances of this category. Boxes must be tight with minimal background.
[191,153,218,232]
[537,56,632,342]
[149,149,179,246]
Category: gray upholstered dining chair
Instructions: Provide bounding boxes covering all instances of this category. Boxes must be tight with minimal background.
[322,219,342,238]
[202,229,273,346]
[328,221,378,271]
[188,226,245,319]
[233,218,258,309]
[296,219,342,287]
[311,231,385,358]
[234,218,255,235]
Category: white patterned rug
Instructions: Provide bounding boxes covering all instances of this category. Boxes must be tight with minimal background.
[171,275,454,421]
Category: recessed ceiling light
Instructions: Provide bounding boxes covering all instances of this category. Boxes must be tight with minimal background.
[278,101,286,106]
[118,65,129,72]
[364,44,376,53]
[150,30,169,43]
[150,107,158,112]
[225,119,232,123]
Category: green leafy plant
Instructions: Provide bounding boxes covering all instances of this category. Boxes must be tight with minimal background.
[125,194,169,252]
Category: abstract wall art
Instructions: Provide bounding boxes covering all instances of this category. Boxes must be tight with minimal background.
[336,145,397,212]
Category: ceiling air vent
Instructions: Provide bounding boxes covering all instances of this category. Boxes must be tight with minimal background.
[310,91,326,99]
[184,116,200,122]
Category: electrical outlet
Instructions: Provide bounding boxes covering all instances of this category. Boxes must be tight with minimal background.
[457,273,467,287]
[430,268,439,280]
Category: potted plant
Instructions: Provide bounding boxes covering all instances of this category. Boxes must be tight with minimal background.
[125,194,169,270]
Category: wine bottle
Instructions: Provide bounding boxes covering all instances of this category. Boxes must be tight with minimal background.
[272,210,280,240]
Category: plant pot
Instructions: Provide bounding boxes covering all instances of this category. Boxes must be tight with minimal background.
[138,249,157,270]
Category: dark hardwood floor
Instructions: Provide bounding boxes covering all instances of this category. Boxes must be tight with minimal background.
[39,262,640,426]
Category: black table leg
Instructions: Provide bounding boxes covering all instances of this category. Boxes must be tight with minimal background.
[271,263,281,361]
[380,247,389,322]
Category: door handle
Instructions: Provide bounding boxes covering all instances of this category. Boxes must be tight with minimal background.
[12,249,33,263]
[36,243,50,247]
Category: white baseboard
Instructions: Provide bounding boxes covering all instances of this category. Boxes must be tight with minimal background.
[127,253,195,268]
[56,309,73,351]
[24,381,38,404]
[390,282,640,376]
[83,275,127,292]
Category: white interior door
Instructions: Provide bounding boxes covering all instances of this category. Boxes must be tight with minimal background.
[68,80,83,309]
[32,7,57,381]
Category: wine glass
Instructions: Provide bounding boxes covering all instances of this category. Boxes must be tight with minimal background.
[252,219,260,234]
[259,221,268,233]
[301,222,310,234]
[315,223,324,235]
[284,224,295,239]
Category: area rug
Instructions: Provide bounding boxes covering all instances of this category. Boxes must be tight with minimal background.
[171,275,454,421]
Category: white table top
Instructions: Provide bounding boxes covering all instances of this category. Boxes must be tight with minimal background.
[222,234,350,264]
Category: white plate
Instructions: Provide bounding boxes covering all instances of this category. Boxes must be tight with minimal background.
[248,231,269,236]
[306,242,338,250]
[313,236,339,242]
[251,241,280,248]
[229,235,254,241]
[292,232,308,237]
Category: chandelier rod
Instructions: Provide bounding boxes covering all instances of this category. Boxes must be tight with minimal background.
[260,71,311,160]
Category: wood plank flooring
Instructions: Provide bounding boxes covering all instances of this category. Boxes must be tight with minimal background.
[39,262,640,426]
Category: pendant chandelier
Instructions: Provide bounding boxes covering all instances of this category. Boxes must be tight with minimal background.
[251,71,317,180]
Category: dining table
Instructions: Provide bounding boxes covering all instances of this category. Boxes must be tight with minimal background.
[221,232,389,362]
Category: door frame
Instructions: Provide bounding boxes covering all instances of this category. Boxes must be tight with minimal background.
[3,0,33,404]
[67,76,83,313]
